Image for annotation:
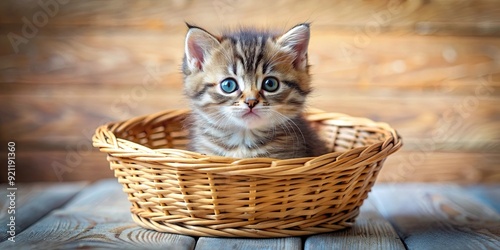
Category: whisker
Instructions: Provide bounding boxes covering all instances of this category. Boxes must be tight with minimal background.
[268,110,306,158]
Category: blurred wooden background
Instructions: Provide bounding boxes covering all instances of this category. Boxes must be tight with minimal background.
[0,0,499,183]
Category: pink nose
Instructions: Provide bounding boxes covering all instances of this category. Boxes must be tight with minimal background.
[245,98,259,109]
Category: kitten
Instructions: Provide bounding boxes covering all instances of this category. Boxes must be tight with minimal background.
[182,23,328,159]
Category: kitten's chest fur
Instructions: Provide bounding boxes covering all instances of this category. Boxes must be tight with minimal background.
[214,129,270,158]
[188,114,327,159]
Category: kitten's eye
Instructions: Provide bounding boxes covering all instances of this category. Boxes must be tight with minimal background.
[220,78,239,93]
[262,77,279,92]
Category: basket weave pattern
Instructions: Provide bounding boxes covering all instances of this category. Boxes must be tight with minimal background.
[92,109,402,237]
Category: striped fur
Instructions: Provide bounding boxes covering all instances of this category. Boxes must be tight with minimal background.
[182,23,327,159]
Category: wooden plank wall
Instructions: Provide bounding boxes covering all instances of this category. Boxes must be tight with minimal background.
[0,0,499,183]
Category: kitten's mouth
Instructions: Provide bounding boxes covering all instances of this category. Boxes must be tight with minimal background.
[238,109,267,129]
[242,110,260,119]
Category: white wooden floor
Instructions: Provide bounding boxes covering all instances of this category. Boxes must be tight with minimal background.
[1,180,499,249]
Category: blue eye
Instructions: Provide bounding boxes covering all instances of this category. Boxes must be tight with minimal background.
[220,78,238,93]
[262,77,279,92]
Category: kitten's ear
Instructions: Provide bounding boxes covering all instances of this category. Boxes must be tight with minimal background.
[277,23,310,70]
[184,25,220,71]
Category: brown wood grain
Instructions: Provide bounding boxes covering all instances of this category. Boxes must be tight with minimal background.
[2,29,499,86]
[372,184,500,249]
[1,150,113,182]
[379,152,500,183]
[0,0,498,183]
[1,0,499,36]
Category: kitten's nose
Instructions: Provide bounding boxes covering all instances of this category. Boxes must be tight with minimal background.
[245,98,259,109]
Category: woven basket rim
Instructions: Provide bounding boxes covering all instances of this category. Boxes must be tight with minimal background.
[92,108,402,176]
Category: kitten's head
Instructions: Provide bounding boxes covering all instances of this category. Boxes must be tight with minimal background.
[183,23,311,129]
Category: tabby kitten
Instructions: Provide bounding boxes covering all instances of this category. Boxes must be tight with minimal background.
[182,23,328,159]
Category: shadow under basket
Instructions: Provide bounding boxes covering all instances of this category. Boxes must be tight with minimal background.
[92,109,402,238]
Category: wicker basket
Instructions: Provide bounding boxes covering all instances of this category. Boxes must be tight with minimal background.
[92,109,402,238]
